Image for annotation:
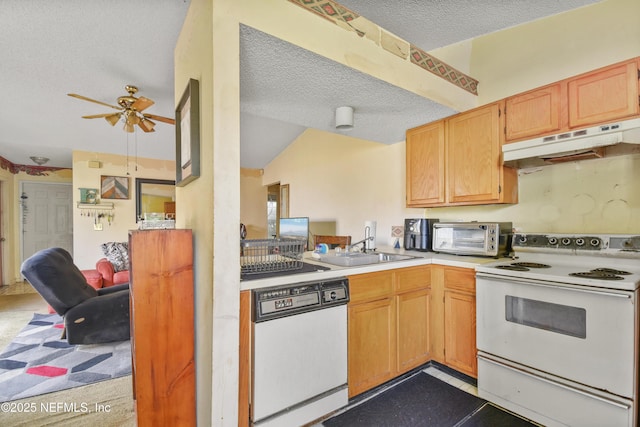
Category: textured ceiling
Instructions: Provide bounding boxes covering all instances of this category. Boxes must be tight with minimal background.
[338,0,602,52]
[239,25,457,168]
[0,0,601,169]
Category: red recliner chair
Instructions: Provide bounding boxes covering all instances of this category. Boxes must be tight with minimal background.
[96,258,130,288]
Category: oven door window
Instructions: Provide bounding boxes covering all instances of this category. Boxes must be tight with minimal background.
[505,296,586,338]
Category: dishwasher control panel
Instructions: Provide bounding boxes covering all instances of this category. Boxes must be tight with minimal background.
[253,277,349,322]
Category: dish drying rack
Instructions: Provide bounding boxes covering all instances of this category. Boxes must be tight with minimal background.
[240,238,305,274]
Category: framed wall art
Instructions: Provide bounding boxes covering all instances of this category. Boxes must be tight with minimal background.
[101,175,130,199]
[176,78,200,187]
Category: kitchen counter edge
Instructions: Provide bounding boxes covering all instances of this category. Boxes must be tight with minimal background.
[240,249,500,291]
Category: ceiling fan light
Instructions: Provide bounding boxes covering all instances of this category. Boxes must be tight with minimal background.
[124,122,135,133]
[128,113,141,125]
[139,118,156,132]
[105,114,120,126]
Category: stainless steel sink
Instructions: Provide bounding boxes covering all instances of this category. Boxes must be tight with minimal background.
[318,252,381,267]
[318,252,417,267]
[376,253,416,262]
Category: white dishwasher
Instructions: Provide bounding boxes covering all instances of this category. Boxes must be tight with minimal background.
[252,277,349,427]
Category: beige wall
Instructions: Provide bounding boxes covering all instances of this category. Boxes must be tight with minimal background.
[263,129,423,245]
[174,0,217,424]
[240,168,268,239]
[0,166,72,284]
[72,151,175,270]
[469,0,640,104]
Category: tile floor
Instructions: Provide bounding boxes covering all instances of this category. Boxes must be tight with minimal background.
[422,365,478,396]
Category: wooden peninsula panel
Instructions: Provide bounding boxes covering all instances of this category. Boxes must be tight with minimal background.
[129,229,195,426]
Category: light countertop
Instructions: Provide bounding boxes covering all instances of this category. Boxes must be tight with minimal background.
[240,247,502,291]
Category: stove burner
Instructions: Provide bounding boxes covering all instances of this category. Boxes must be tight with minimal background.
[591,268,631,275]
[494,262,552,272]
[511,262,552,269]
[569,271,625,280]
[496,265,530,271]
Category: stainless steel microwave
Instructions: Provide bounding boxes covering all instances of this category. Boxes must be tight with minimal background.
[432,222,513,257]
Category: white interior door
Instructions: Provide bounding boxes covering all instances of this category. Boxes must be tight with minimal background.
[21,182,73,264]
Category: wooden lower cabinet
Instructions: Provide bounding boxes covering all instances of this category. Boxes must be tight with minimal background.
[347,266,430,397]
[396,288,431,372]
[348,297,396,397]
[431,265,477,378]
[444,291,476,376]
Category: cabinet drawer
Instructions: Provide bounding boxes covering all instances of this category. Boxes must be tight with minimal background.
[395,266,430,293]
[443,267,475,293]
[348,270,394,304]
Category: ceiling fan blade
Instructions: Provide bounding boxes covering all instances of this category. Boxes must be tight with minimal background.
[68,93,122,110]
[82,113,115,119]
[132,96,154,112]
[105,113,121,126]
[143,113,175,125]
[138,118,156,132]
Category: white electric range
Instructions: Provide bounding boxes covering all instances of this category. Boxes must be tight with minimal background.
[475,233,640,427]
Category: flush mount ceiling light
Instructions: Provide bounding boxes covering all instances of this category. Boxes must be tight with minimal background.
[335,106,354,130]
[29,156,50,166]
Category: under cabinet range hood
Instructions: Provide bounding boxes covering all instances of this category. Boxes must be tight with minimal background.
[503,117,640,167]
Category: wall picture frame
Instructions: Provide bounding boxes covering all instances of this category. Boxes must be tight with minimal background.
[176,78,200,187]
[101,175,130,199]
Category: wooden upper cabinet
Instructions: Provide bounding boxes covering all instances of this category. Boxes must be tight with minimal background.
[505,57,640,143]
[405,102,517,207]
[447,102,504,204]
[568,59,640,128]
[505,83,565,142]
[406,121,445,206]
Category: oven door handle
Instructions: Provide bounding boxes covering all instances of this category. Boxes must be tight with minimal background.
[476,274,632,299]
[478,355,632,410]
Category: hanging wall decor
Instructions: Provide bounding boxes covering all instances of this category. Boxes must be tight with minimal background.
[175,78,200,187]
[101,176,130,199]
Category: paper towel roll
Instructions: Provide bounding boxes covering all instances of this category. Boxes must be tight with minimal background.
[364,221,377,250]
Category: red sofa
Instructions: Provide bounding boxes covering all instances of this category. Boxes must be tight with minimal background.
[96,258,130,288]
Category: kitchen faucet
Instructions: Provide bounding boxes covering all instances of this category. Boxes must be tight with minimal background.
[348,225,375,253]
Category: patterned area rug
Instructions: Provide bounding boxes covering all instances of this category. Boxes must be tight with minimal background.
[0,313,131,402]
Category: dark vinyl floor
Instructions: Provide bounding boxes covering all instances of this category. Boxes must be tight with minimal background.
[322,372,538,427]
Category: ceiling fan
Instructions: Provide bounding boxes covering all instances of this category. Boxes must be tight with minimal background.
[68,85,175,133]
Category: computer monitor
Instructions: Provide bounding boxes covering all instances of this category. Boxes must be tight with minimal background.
[279,217,309,249]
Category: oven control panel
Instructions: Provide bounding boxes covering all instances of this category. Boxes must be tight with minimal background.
[513,234,603,250]
[513,233,640,255]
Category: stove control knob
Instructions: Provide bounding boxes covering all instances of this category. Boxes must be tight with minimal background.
[518,236,527,244]
[548,237,558,245]
[561,237,572,246]
[575,238,585,246]
[590,238,601,247]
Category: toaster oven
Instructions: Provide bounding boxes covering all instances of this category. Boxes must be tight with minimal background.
[432,222,513,257]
